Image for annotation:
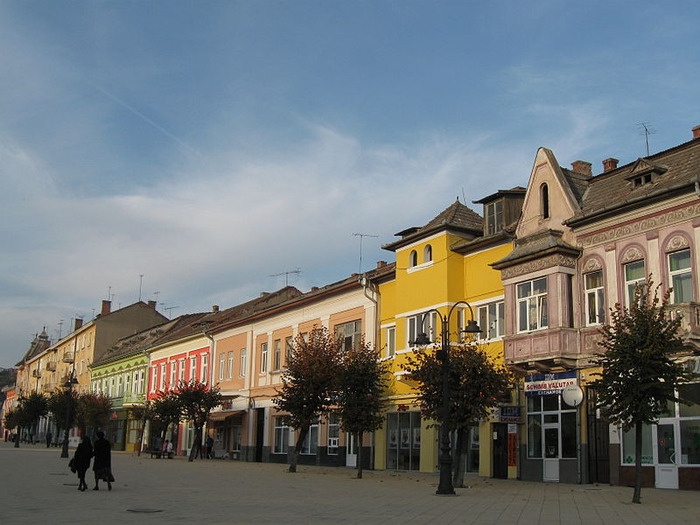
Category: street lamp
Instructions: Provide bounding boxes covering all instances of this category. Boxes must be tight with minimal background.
[412,301,480,495]
[60,373,78,458]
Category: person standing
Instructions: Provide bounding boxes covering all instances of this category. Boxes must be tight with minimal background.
[46,430,53,448]
[92,431,114,491]
[73,436,93,491]
[206,435,214,459]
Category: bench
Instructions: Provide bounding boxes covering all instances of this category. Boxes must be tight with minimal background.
[145,448,163,459]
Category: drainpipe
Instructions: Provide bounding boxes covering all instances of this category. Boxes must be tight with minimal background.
[360,272,379,470]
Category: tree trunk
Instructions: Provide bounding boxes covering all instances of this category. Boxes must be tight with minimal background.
[188,425,203,462]
[632,421,643,504]
[452,427,468,488]
[14,427,20,448]
[289,426,309,473]
[136,414,147,457]
[356,432,363,479]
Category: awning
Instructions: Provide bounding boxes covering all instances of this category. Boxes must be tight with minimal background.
[207,410,245,422]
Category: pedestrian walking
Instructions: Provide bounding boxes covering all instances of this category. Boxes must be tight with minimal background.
[92,431,114,491]
[46,431,53,448]
[72,435,93,491]
[206,435,214,459]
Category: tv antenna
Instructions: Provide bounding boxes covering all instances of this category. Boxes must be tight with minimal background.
[164,305,180,318]
[638,122,657,157]
[353,233,379,274]
[270,268,301,286]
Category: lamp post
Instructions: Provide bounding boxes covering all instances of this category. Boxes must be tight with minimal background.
[412,301,480,495]
[60,373,78,458]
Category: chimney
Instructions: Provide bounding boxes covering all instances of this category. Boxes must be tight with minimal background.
[571,160,592,176]
[147,300,157,309]
[101,300,111,316]
[376,260,387,268]
[602,158,619,173]
[212,305,220,313]
[74,318,83,331]
[693,125,700,140]
[311,286,319,292]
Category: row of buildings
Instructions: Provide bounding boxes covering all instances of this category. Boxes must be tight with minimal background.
[4,126,700,490]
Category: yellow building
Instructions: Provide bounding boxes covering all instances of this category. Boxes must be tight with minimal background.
[373,190,524,478]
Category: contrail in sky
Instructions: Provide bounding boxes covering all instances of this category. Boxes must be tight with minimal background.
[94,85,200,157]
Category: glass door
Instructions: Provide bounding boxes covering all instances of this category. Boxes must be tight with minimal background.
[655,422,678,489]
[543,425,560,482]
[346,432,357,467]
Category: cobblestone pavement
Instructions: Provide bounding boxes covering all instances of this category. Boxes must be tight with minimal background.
[1,440,698,524]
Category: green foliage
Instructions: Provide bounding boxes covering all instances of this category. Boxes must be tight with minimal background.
[3,407,19,430]
[151,390,182,428]
[403,343,511,432]
[47,389,78,431]
[172,380,222,461]
[336,340,388,436]
[592,281,691,430]
[19,392,49,428]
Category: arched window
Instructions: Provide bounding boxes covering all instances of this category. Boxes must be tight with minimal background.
[409,250,418,267]
[423,244,432,263]
[541,183,550,219]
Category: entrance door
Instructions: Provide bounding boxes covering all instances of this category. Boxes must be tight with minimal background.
[586,390,610,483]
[655,423,678,489]
[492,424,508,479]
[255,408,265,462]
[543,425,560,482]
[346,433,357,467]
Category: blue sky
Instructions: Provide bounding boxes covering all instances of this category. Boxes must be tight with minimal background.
[2,1,699,367]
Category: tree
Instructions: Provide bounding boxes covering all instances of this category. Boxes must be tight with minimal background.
[175,380,222,462]
[274,327,342,473]
[20,392,49,443]
[151,390,183,450]
[129,401,154,456]
[403,343,511,487]
[47,390,78,446]
[336,339,388,479]
[75,392,112,435]
[592,280,692,504]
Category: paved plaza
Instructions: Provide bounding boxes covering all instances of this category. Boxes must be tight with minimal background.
[1,440,698,524]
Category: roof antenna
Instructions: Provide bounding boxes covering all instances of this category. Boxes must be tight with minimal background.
[353,233,379,274]
[270,268,301,286]
[637,122,657,157]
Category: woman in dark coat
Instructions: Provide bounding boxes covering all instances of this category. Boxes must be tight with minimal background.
[92,431,114,491]
[73,436,93,491]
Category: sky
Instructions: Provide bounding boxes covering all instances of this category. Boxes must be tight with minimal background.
[2,0,699,368]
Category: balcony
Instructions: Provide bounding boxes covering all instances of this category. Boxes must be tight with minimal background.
[46,361,57,371]
[62,351,74,363]
[670,302,700,340]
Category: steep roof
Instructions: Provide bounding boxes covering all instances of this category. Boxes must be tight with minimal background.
[383,199,483,251]
[15,329,51,367]
[566,136,700,227]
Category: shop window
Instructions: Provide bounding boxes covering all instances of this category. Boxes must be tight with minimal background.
[584,270,606,325]
[621,424,653,464]
[526,394,577,459]
[386,411,421,471]
[669,249,693,303]
[517,277,548,332]
[273,416,289,454]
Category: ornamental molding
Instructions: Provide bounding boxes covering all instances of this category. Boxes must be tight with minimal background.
[501,254,577,279]
[665,234,689,252]
[578,203,700,248]
[621,246,644,263]
[582,257,602,273]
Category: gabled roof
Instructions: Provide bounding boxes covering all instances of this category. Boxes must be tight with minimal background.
[566,136,700,227]
[383,199,483,252]
[15,329,51,367]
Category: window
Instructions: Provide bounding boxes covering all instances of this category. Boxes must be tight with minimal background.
[624,260,646,307]
[189,356,197,382]
[178,359,185,383]
[621,424,653,464]
[227,351,234,379]
[273,339,282,371]
[273,416,289,454]
[409,250,418,267]
[109,377,115,397]
[408,312,437,345]
[240,349,247,377]
[669,249,692,303]
[517,277,548,332]
[170,361,177,388]
[633,173,653,187]
[159,363,166,390]
[485,200,504,236]
[301,421,319,455]
[477,301,504,340]
[584,270,606,325]
[285,336,293,367]
[133,372,139,394]
[260,342,268,373]
[386,326,396,358]
[201,354,209,384]
[541,183,549,219]
[328,413,339,455]
[138,370,145,394]
[336,320,362,351]
[423,244,432,263]
[117,376,123,396]
[219,353,226,381]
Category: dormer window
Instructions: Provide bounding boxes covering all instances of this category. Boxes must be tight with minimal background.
[485,200,504,236]
[633,173,652,187]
